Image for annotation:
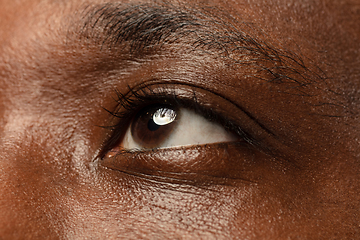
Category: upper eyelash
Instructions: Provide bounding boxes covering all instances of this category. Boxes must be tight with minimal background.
[110,84,237,133]
[111,85,188,119]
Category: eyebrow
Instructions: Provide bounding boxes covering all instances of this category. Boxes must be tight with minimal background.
[79,2,322,91]
[82,3,202,52]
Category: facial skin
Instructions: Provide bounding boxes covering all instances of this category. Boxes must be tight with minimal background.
[0,0,359,239]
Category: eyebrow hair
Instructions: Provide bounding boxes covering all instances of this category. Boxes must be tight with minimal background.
[82,3,202,52]
[80,2,325,93]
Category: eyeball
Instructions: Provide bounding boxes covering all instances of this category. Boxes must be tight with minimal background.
[121,104,238,151]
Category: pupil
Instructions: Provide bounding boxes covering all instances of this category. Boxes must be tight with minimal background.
[147,118,161,131]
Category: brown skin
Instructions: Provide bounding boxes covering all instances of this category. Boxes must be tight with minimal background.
[0,0,359,239]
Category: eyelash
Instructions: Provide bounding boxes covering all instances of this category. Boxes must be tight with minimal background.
[99,84,255,158]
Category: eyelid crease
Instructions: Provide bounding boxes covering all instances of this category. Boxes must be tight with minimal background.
[102,141,262,185]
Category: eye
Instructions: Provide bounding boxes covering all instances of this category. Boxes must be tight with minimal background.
[100,85,269,181]
[121,103,238,151]
[100,84,264,160]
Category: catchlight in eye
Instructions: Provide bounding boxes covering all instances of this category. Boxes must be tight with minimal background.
[130,105,179,148]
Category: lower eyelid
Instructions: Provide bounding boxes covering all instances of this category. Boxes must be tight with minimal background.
[101,141,267,183]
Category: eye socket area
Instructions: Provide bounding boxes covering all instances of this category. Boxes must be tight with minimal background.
[99,85,277,182]
[106,102,239,157]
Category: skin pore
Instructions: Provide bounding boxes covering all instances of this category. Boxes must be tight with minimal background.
[0,0,359,239]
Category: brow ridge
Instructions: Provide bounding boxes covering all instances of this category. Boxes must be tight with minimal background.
[79,2,326,93]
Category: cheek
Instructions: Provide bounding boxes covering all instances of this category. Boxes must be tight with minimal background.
[86,146,316,238]
[0,138,74,237]
[80,166,256,238]
[0,103,102,237]
[85,168,287,238]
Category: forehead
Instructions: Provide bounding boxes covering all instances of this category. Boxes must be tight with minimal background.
[1,0,359,63]
[1,0,358,41]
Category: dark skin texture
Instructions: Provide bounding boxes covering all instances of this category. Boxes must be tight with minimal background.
[0,0,359,239]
